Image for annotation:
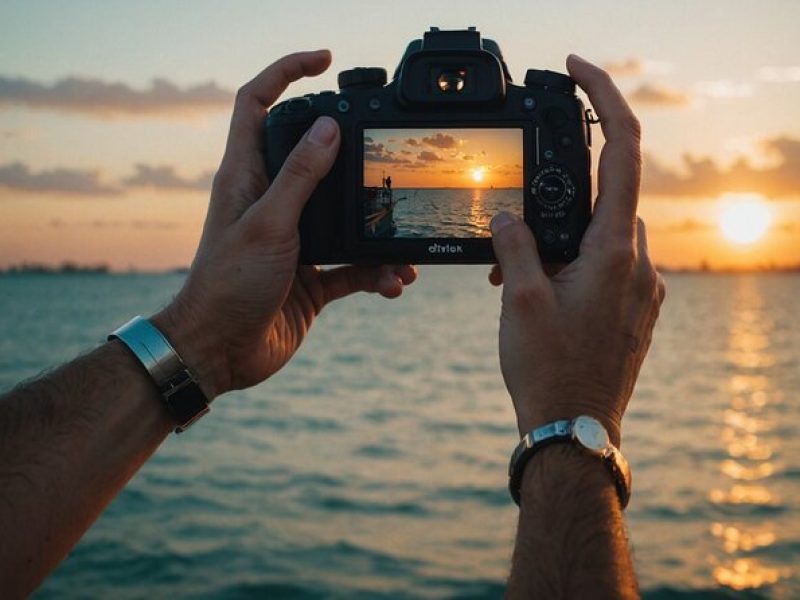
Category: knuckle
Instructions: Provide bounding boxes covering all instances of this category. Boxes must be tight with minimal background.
[234,84,252,107]
[506,280,546,311]
[625,113,642,140]
[637,265,658,298]
[656,274,667,304]
[605,241,636,272]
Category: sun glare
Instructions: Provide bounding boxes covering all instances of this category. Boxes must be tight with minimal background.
[471,167,485,183]
[719,195,772,245]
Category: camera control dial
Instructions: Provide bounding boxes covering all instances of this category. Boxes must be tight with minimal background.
[338,68,388,90]
[524,69,575,95]
[530,165,576,214]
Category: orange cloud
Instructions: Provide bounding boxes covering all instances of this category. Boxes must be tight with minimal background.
[630,82,690,107]
[603,58,645,77]
[642,136,800,198]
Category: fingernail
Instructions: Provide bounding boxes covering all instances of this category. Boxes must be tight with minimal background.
[308,116,337,146]
[569,53,589,65]
[490,211,518,234]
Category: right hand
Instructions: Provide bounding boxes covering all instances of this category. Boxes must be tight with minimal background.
[489,55,665,446]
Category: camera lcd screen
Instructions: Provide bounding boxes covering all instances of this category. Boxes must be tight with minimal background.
[362,128,523,239]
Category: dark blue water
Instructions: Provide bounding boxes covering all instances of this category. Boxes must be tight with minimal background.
[0,271,797,598]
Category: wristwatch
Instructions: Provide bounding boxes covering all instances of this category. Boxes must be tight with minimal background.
[508,416,631,507]
[109,316,210,433]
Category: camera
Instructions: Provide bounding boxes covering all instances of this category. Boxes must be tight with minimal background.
[265,27,593,264]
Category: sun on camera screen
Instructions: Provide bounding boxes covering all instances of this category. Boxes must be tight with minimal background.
[362,128,523,239]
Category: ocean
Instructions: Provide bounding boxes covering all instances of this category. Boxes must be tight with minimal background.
[389,188,522,238]
[0,270,797,599]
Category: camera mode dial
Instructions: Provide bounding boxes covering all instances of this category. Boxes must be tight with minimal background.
[530,165,576,213]
[524,70,575,95]
[338,68,388,90]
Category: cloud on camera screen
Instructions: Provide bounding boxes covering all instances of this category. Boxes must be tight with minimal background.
[362,127,523,239]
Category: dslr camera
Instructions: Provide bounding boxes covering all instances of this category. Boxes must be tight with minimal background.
[265,27,593,264]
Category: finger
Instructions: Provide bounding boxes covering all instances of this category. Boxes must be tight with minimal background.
[656,272,666,305]
[488,264,503,286]
[319,264,416,304]
[242,116,340,235]
[490,212,547,291]
[223,50,332,166]
[567,54,641,239]
[635,217,649,258]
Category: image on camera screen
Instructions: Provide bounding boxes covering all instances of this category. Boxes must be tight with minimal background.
[362,128,523,239]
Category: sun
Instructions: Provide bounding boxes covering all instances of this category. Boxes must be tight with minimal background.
[719,195,772,245]
[471,167,485,183]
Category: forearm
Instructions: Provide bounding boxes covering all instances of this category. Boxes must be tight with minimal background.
[0,340,173,597]
[507,444,638,600]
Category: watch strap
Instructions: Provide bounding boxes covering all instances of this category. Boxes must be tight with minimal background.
[109,316,209,433]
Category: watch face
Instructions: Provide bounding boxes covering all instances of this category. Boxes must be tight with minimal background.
[572,416,610,452]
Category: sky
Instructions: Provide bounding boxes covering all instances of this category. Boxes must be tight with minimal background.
[364,128,523,189]
[1,0,799,270]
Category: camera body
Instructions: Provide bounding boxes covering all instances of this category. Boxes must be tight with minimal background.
[265,27,593,264]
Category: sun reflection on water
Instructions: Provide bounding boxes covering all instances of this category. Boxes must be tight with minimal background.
[708,278,787,591]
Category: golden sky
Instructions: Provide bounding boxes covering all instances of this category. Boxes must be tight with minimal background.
[1,1,799,270]
[364,128,523,189]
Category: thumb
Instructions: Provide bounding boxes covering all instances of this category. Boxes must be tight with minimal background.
[246,116,340,232]
[490,212,547,290]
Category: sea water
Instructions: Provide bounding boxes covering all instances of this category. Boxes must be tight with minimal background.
[0,269,797,599]
[390,188,522,238]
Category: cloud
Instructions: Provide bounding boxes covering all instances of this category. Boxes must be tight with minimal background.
[422,133,457,149]
[603,58,645,77]
[0,75,232,118]
[0,161,215,195]
[758,66,800,83]
[418,151,443,162]
[696,80,753,99]
[462,154,475,161]
[603,58,673,77]
[124,164,213,190]
[364,142,411,165]
[405,138,420,147]
[629,82,690,107]
[0,162,120,195]
[642,136,800,198]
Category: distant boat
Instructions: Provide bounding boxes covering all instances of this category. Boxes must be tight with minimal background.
[363,180,401,238]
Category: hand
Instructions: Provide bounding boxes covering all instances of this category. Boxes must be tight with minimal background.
[152,51,416,399]
[489,55,665,446]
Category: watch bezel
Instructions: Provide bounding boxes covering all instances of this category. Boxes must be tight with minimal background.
[571,415,611,453]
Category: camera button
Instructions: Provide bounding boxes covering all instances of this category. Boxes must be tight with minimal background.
[286,97,312,113]
[560,135,573,148]
[337,99,351,113]
[543,229,557,245]
[523,96,536,110]
[369,97,381,111]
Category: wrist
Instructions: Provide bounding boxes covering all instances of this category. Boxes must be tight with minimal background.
[150,304,229,401]
[519,443,619,505]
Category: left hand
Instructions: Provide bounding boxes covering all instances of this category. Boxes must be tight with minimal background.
[152,50,416,399]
